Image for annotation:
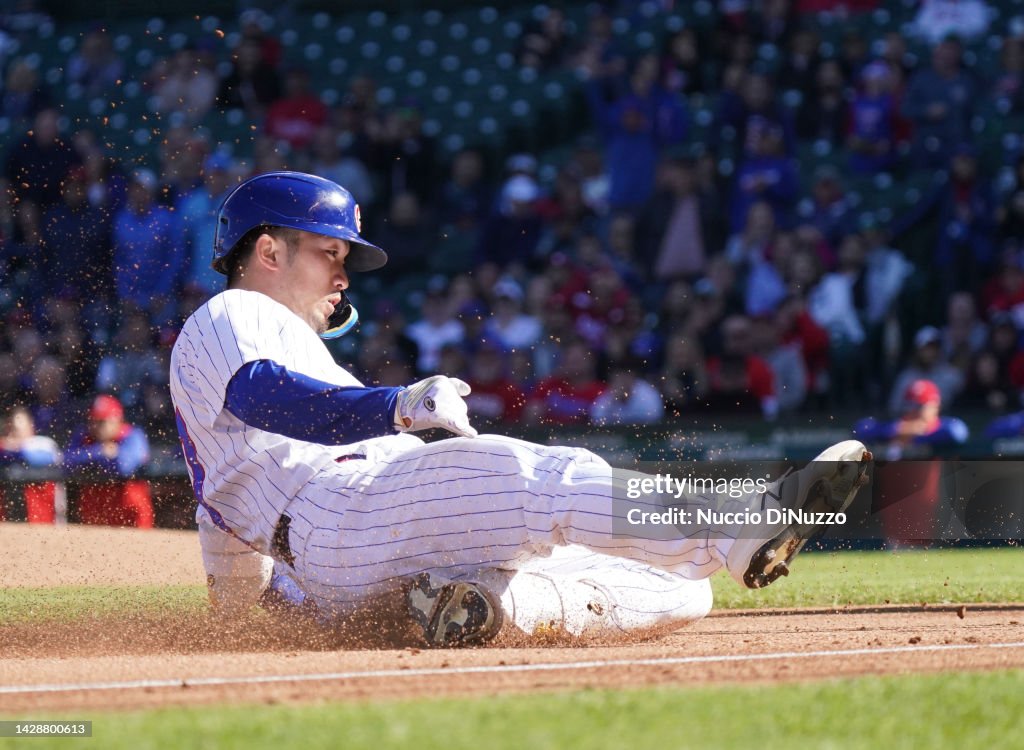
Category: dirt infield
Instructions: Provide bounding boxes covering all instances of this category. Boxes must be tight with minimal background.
[0,523,204,588]
[2,524,1022,713]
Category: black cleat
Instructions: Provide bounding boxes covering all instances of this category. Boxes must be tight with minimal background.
[731,440,873,589]
[406,573,504,647]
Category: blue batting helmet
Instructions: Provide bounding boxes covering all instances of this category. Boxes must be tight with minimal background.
[212,171,388,274]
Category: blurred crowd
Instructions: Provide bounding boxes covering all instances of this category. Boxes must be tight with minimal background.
[3,0,1024,474]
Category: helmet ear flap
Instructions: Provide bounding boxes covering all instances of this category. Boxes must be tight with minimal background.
[211,214,232,272]
[216,214,230,244]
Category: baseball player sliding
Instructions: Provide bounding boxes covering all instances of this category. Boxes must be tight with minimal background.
[170,171,871,647]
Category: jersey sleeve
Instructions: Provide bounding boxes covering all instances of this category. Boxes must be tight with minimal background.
[184,291,292,411]
[214,291,289,379]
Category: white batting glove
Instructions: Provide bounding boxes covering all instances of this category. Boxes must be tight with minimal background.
[395,375,478,438]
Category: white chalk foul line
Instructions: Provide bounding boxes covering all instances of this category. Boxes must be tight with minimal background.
[2,641,1024,696]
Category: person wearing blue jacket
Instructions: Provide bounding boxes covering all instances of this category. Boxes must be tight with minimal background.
[729,117,799,233]
[585,53,688,213]
[111,169,184,323]
[854,378,968,460]
[854,378,967,543]
[64,394,153,528]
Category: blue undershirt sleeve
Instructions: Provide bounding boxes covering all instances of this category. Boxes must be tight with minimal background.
[224,359,403,445]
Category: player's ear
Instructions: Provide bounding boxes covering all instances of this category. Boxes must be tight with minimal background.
[253,232,282,271]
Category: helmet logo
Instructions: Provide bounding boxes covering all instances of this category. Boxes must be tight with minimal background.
[355,204,362,233]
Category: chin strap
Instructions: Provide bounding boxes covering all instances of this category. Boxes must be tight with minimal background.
[320,292,359,340]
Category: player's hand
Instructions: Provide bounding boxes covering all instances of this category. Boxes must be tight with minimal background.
[395,376,478,438]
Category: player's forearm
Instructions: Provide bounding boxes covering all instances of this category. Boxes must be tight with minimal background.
[225,359,403,445]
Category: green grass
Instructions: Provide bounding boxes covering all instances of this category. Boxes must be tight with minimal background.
[0,549,1020,625]
[0,585,206,626]
[3,670,1023,749]
[710,547,1023,609]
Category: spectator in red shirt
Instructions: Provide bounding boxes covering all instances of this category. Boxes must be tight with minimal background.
[265,67,328,151]
[1003,319,1024,390]
[464,338,526,425]
[776,292,830,401]
[981,252,1024,315]
[553,256,633,345]
[525,339,606,426]
[705,315,778,418]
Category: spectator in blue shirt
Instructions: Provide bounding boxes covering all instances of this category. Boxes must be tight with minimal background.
[729,117,799,233]
[4,109,79,210]
[799,166,855,249]
[986,409,1024,438]
[717,71,796,158]
[475,176,544,270]
[902,36,976,169]
[112,169,184,324]
[67,28,124,98]
[586,52,688,213]
[177,154,233,298]
[40,165,112,302]
[934,145,996,297]
[847,60,899,174]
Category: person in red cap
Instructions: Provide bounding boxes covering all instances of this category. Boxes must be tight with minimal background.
[854,378,968,459]
[853,378,968,545]
[63,394,153,528]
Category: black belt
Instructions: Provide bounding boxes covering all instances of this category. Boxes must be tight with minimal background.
[335,453,366,463]
[272,513,295,567]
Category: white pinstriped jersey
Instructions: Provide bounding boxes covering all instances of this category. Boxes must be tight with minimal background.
[169,289,363,553]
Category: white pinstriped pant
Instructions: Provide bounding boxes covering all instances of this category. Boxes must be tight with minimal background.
[281,434,738,633]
